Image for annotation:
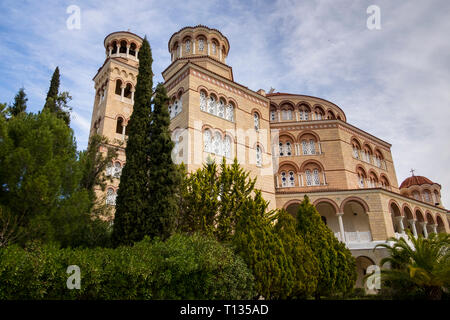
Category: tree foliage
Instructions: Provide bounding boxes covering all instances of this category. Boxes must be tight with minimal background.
[375,231,450,300]
[43,67,71,125]
[7,87,28,117]
[112,37,153,246]
[273,209,319,298]
[296,195,356,298]
[146,83,181,240]
[0,109,110,248]
[178,158,257,242]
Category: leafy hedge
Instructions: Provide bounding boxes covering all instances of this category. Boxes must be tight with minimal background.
[0,233,255,299]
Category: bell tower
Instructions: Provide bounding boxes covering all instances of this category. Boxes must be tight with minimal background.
[88,31,143,208]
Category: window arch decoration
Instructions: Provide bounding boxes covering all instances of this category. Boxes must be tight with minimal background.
[254,112,260,131]
[203,128,233,159]
[199,90,235,122]
[106,187,117,205]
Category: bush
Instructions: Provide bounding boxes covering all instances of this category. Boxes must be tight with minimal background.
[0,234,255,299]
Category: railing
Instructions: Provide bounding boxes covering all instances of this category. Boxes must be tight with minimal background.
[345,231,372,243]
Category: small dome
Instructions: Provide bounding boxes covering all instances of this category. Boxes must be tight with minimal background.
[400,175,434,189]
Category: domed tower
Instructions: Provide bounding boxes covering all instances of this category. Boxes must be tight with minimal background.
[164,25,232,81]
[400,173,443,207]
[162,25,276,210]
[89,31,143,209]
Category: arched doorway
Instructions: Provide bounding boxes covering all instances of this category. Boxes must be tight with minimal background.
[342,199,372,243]
[315,201,341,240]
[390,202,403,234]
[355,256,377,294]
[437,215,446,233]
[285,202,300,217]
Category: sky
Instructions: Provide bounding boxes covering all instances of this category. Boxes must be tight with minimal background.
[0,0,449,207]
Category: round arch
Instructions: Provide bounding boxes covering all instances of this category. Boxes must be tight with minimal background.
[300,159,325,172]
[340,196,370,213]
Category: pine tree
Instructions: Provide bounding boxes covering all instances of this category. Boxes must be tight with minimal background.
[145,83,181,240]
[8,88,28,116]
[43,67,71,125]
[296,195,356,298]
[112,37,153,246]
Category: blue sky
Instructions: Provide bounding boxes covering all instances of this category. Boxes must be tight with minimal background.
[1,0,449,206]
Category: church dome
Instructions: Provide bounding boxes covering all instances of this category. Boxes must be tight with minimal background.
[400,175,434,189]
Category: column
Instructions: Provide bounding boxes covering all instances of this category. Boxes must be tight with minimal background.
[126,44,130,58]
[219,47,222,60]
[408,219,418,237]
[193,40,196,54]
[131,88,135,104]
[395,216,405,234]
[300,174,304,186]
[277,110,281,122]
[337,213,346,243]
[207,41,210,55]
[296,110,299,121]
[275,175,279,188]
[122,123,126,140]
[135,49,139,61]
[120,85,125,102]
[322,172,327,185]
[179,45,182,58]
[108,46,112,57]
[318,142,322,154]
[431,224,438,234]
[420,222,428,238]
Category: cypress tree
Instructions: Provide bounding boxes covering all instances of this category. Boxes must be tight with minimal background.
[43,67,71,125]
[112,37,153,246]
[8,88,28,116]
[43,67,60,113]
[145,82,181,240]
[296,195,356,298]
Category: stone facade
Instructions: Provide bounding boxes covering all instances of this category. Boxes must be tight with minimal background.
[88,27,450,290]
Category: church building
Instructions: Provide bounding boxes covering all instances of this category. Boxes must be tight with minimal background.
[88,26,450,289]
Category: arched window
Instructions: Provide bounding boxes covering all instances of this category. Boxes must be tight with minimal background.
[301,138,316,155]
[208,95,217,114]
[198,39,204,51]
[106,188,116,205]
[111,41,118,54]
[279,142,284,156]
[203,130,212,153]
[217,99,225,118]
[114,162,122,178]
[270,109,276,121]
[288,171,295,186]
[124,83,132,99]
[286,142,292,156]
[423,190,431,203]
[223,136,231,158]
[212,42,217,54]
[281,171,287,187]
[200,91,207,111]
[380,176,390,189]
[313,169,320,185]
[106,161,114,176]
[212,132,222,155]
[185,40,191,53]
[256,145,262,167]
[299,105,310,120]
[115,79,122,95]
[225,103,234,122]
[282,109,293,121]
[116,117,124,134]
[119,40,127,54]
[305,170,313,186]
[412,190,421,201]
[356,167,367,188]
[129,43,136,56]
[254,112,260,131]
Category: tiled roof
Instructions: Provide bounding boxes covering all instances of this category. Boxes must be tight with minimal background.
[400,176,434,189]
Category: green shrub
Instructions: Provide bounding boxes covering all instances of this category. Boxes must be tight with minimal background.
[0,234,255,299]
